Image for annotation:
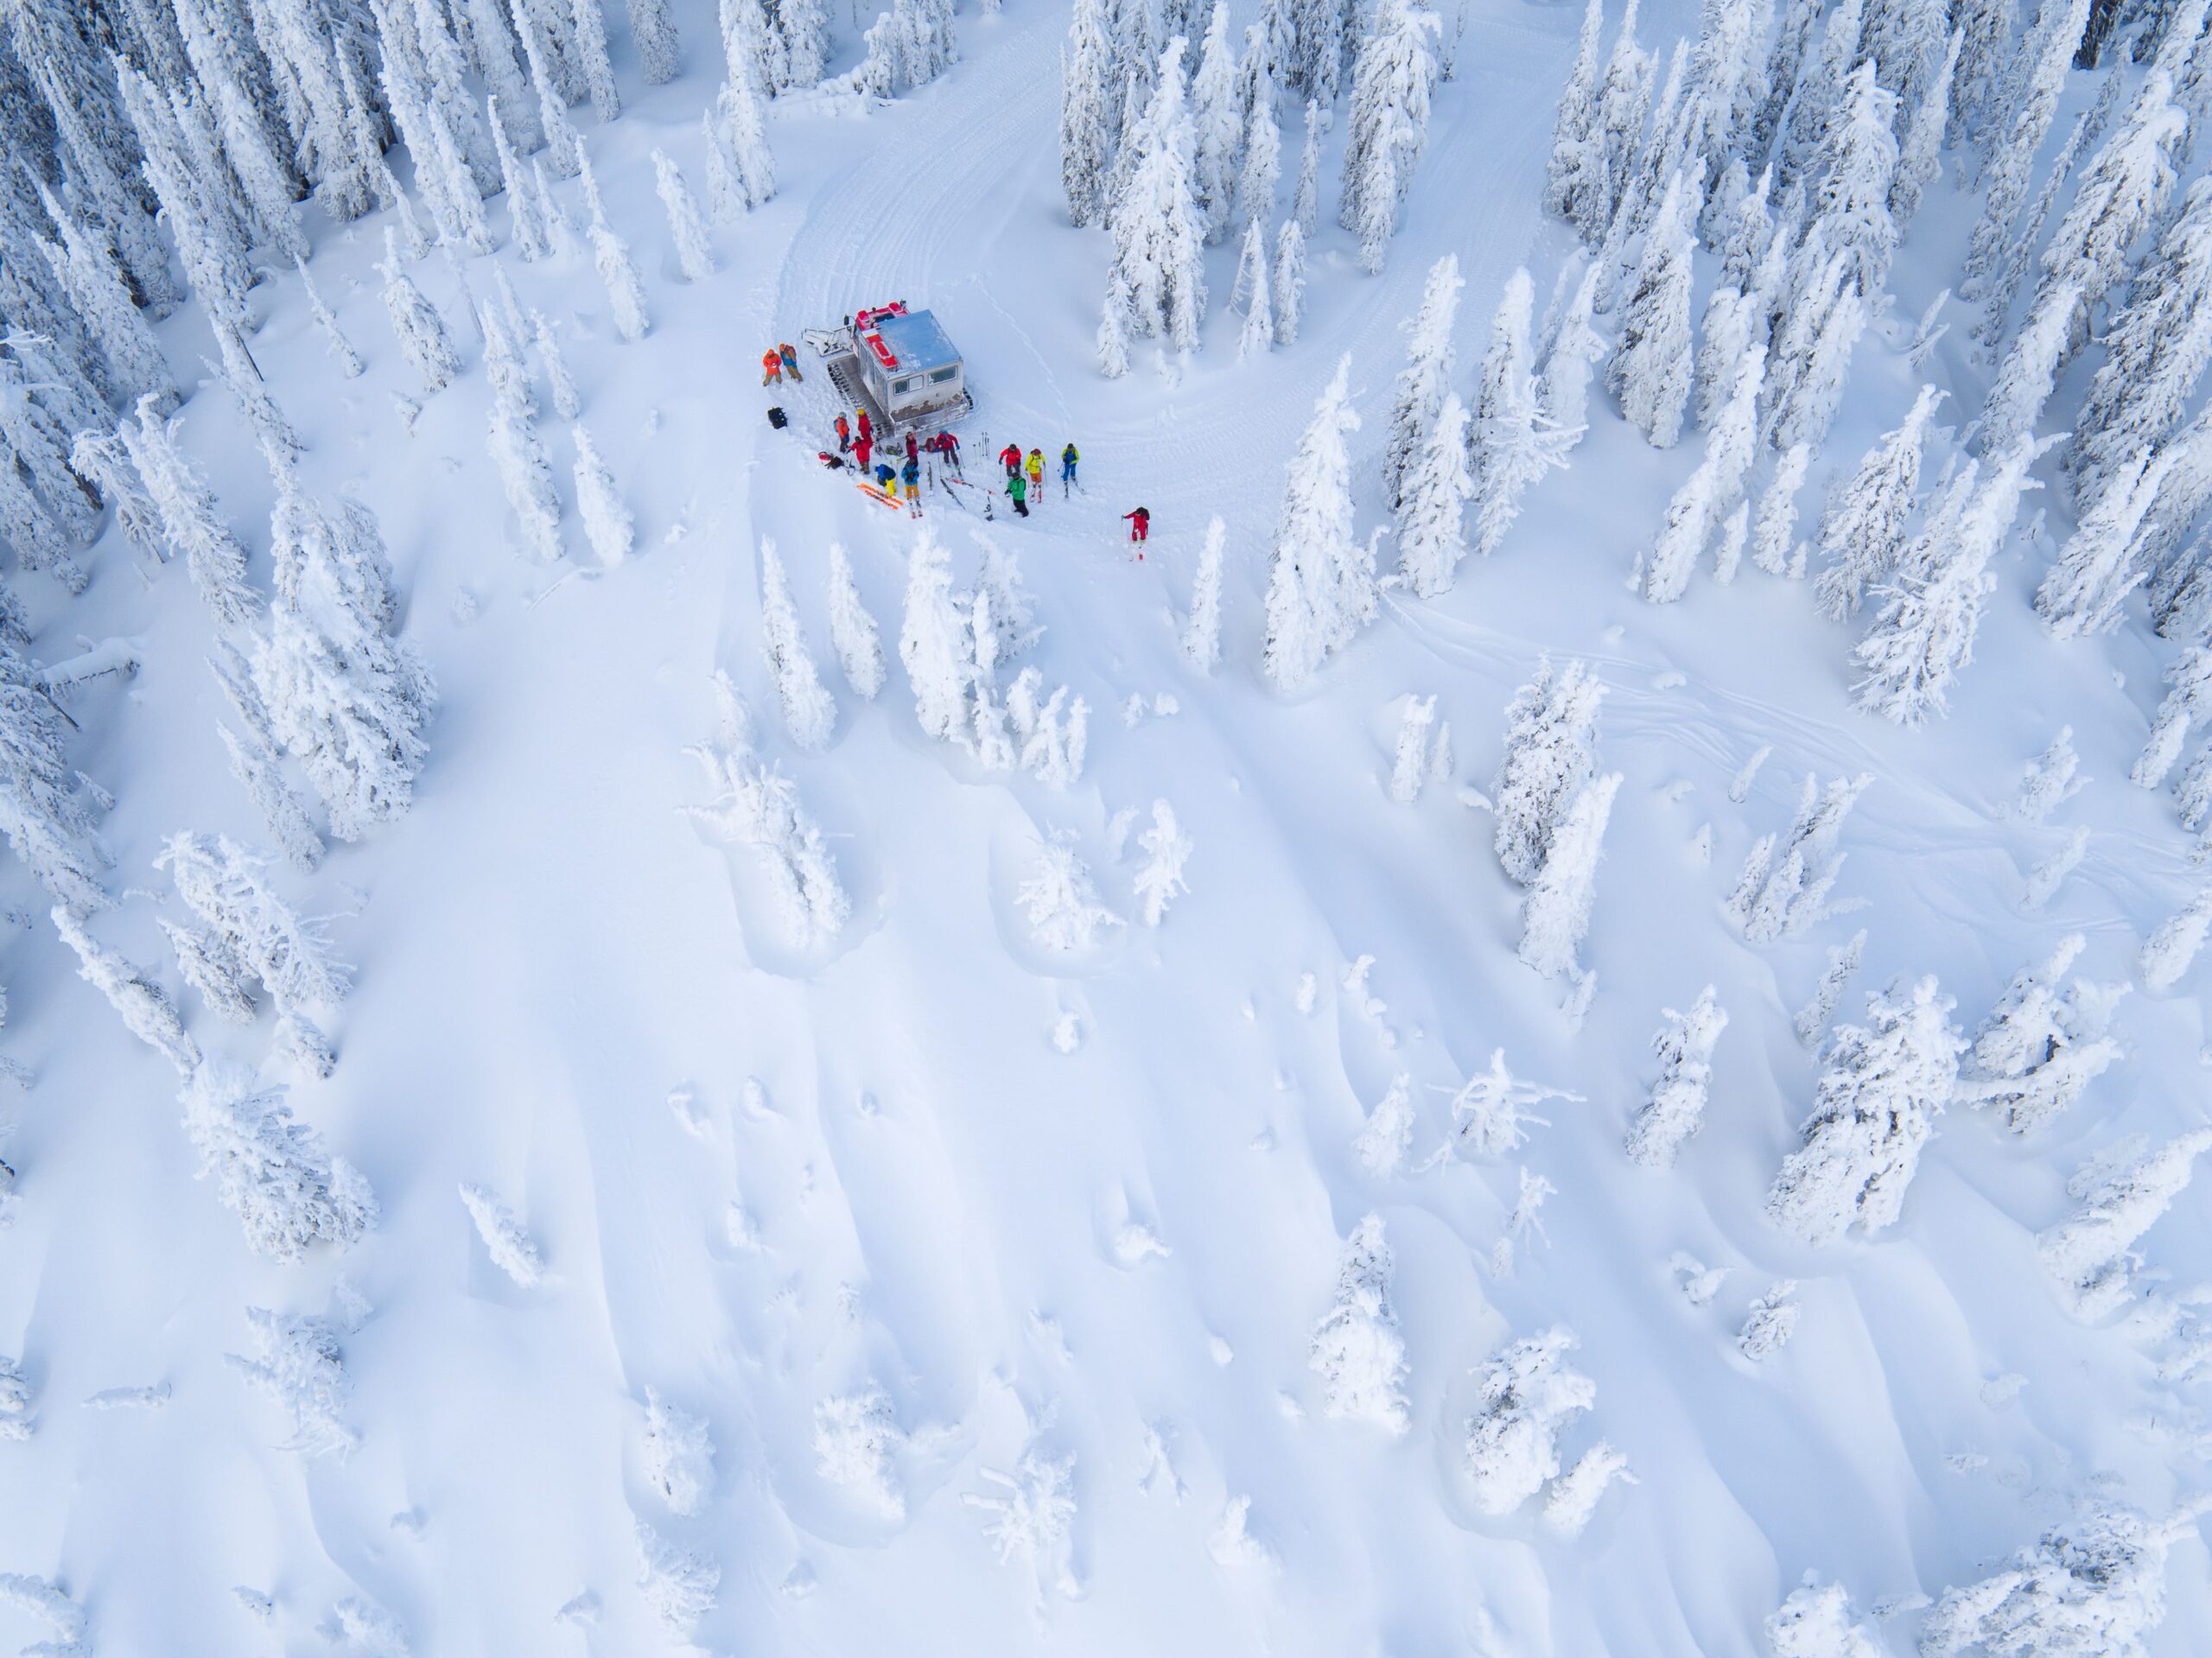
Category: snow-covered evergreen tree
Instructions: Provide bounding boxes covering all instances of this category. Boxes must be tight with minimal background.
[1814,383,1940,620]
[652,149,714,283]
[583,173,651,341]
[1133,799,1193,924]
[379,229,461,397]
[2133,646,2212,790]
[1645,343,1762,602]
[1960,0,2087,305]
[1762,238,1864,455]
[899,526,972,742]
[486,334,563,562]
[1751,441,1810,575]
[2037,452,2171,638]
[631,0,683,82]
[1273,218,1306,345]
[1493,657,1605,886]
[1236,220,1276,359]
[1184,515,1226,669]
[181,1061,373,1261]
[0,645,111,917]
[157,832,346,1014]
[2038,70,2186,327]
[1607,174,1696,448]
[1624,986,1727,1167]
[1538,261,1607,435]
[1262,357,1370,689]
[805,546,880,707]
[1470,269,1575,557]
[1395,391,1472,597]
[1464,1327,1595,1515]
[2038,1130,2212,1318]
[2011,727,2087,823]
[1236,64,1283,234]
[1808,61,1898,296]
[569,422,632,568]
[759,541,835,750]
[1922,1499,2202,1657]
[459,1182,546,1287]
[1107,41,1208,352]
[1959,934,2122,1134]
[35,192,175,410]
[1019,836,1120,950]
[640,1387,714,1515]
[1728,772,1872,943]
[1192,3,1242,242]
[1853,434,2050,725]
[1794,928,1866,1045]
[1060,0,1118,226]
[1766,975,1961,1244]
[1520,771,1620,979]
[1889,28,1959,226]
[1308,1214,1408,1432]
[1383,254,1462,508]
[118,395,259,629]
[53,905,194,1070]
[2140,886,2212,991]
[1338,0,1439,272]
[1547,0,1611,241]
[1766,1579,1880,1658]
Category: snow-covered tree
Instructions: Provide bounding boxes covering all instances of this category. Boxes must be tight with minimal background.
[571,423,634,567]
[827,543,887,699]
[2038,452,2171,638]
[181,1061,374,1261]
[118,395,259,628]
[1959,934,2123,1134]
[1624,986,1727,1167]
[1192,4,1242,241]
[1766,975,1962,1245]
[458,1182,546,1287]
[1519,771,1620,979]
[1383,254,1463,507]
[1808,61,1898,296]
[652,149,714,283]
[1236,66,1283,233]
[1107,41,1208,352]
[1814,383,1941,620]
[2012,727,2087,823]
[1308,1214,1408,1432]
[1236,220,1276,359]
[1019,836,1121,950]
[1547,0,1611,240]
[1922,1499,2202,1658]
[2039,70,2186,327]
[640,1388,714,1515]
[759,541,835,750]
[1607,174,1696,448]
[1959,0,2085,306]
[1796,928,1866,1043]
[1339,0,1439,272]
[35,192,175,410]
[1751,441,1811,575]
[634,1520,718,1637]
[0,645,111,917]
[1492,657,1605,886]
[686,677,849,943]
[1292,98,1325,232]
[1273,218,1307,346]
[487,337,563,562]
[1470,269,1575,556]
[717,71,777,209]
[1737,1280,1801,1358]
[209,645,324,873]
[2140,886,2212,991]
[1728,772,1870,943]
[1395,391,1472,597]
[1889,29,1959,226]
[226,1302,355,1455]
[632,0,683,81]
[2133,647,2212,791]
[1133,800,1194,924]
[2039,1129,2212,1318]
[1183,515,1226,670]
[54,905,195,1071]
[583,186,651,342]
[157,832,346,1014]
[379,229,461,397]
[1853,435,2051,726]
[1645,343,1763,602]
[1060,0,1117,225]
[1465,1327,1595,1515]
[900,527,972,743]
[1763,238,1865,455]
[1538,260,1607,435]
[1262,356,1370,689]
[813,1387,907,1518]
[1766,1579,1880,1658]
[1592,0,1655,223]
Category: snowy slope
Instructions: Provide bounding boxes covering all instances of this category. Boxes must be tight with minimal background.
[3,0,2210,1655]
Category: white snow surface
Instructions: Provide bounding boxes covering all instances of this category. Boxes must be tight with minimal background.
[3,2,2211,1655]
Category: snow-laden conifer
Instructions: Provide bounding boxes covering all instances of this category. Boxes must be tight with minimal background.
[1813,383,1940,620]
[1262,357,1369,689]
[181,1061,374,1261]
[1607,174,1695,448]
[1383,255,1462,508]
[1624,987,1727,1167]
[1339,0,1439,272]
[1766,976,1961,1244]
[1519,772,1620,979]
[827,543,887,699]
[379,229,460,397]
[1470,269,1575,556]
[1464,1327,1594,1515]
[1134,800,1194,924]
[759,541,835,750]
[652,149,714,283]
[1395,392,1472,597]
[1308,1214,1408,1432]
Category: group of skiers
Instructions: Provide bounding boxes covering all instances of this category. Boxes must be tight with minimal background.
[995,441,1080,517]
[760,342,804,384]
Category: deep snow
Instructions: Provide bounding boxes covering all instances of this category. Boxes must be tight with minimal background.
[2,0,2210,1654]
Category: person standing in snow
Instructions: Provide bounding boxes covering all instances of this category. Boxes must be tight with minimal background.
[835,413,851,452]
[1008,469,1030,517]
[1124,505,1151,543]
[855,429,874,473]
[906,430,920,462]
[856,407,874,449]
[1062,441,1080,492]
[1026,448,1046,504]
[761,347,783,385]
[780,342,803,381]
[901,454,921,516]
[936,430,963,475]
[1000,441,1023,478]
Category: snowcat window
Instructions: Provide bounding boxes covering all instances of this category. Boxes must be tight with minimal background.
[930,367,958,384]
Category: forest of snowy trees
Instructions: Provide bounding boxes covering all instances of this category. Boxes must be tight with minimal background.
[1,0,2211,1644]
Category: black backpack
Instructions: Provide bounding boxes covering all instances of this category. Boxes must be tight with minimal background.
[766,405,788,429]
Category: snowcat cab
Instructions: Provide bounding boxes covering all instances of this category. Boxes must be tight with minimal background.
[803,301,972,437]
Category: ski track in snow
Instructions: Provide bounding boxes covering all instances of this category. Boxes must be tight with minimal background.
[5,0,2212,1653]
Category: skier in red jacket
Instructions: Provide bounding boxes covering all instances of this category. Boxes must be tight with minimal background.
[855,431,874,473]
[856,407,874,448]
[1123,506,1151,543]
[999,442,1023,478]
